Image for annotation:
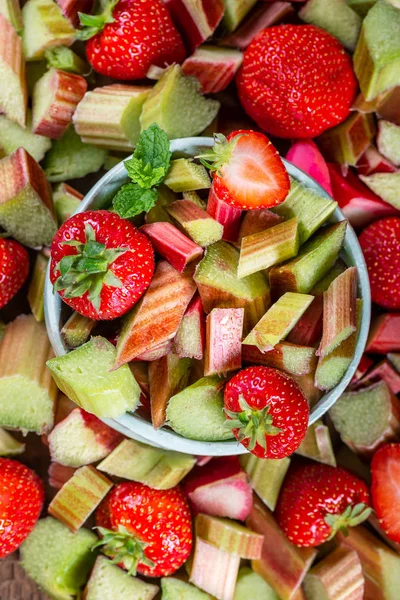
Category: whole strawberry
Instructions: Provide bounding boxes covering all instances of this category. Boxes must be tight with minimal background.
[236,25,357,139]
[224,366,309,459]
[50,210,154,320]
[359,217,400,309]
[95,482,192,577]
[0,458,45,558]
[79,0,186,80]
[276,463,371,547]
[371,443,400,543]
[0,238,29,309]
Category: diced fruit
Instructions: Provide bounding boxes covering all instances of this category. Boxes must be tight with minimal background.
[165,0,224,52]
[303,546,364,600]
[204,308,243,376]
[164,160,210,193]
[287,295,323,347]
[207,182,242,243]
[222,0,258,32]
[388,352,400,373]
[166,199,222,247]
[357,144,397,176]
[47,337,141,419]
[0,238,29,310]
[141,222,203,273]
[0,428,25,456]
[189,536,240,600]
[299,0,361,51]
[48,463,76,489]
[61,312,95,349]
[358,359,400,395]
[240,453,290,511]
[376,120,400,166]
[234,566,279,600]
[136,340,173,362]
[20,517,97,600]
[140,65,220,139]
[242,342,317,377]
[182,45,243,94]
[312,260,348,294]
[317,112,375,166]
[85,556,159,600]
[286,140,333,196]
[0,112,51,162]
[145,184,176,224]
[0,15,27,127]
[22,0,76,60]
[376,83,400,125]
[329,380,400,458]
[195,513,263,559]
[48,407,123,468]
[360,171,400,210]
[45,46,89,74]
[0,315,56,434]
[371,443,400,544]
[0,0,23,32]
[293,373,323,407]
[347,0,376,17]
[161,577,211,599]
[174,295,206,360]
[368,511,400,556]
[237,208,283,246]
[0,147,57,247]
[366,313,400,353]
[183,190,207,208]
[27,253,49,322]
[296,420,336,466]
[55,0,93,26]
[351,354,374,385]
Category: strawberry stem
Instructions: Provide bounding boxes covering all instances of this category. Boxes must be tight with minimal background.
[196,133,245,175]
[225,394,281,451]
[92,525,155,576]
[77,0,119,41]
[325,503,372,540]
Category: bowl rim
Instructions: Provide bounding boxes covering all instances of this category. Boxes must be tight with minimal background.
[44,136,371,456]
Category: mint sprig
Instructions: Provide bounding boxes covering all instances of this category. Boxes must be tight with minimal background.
[113,184,158,219]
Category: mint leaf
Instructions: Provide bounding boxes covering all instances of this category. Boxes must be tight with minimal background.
[112,183,158,219]
[124,124,171,189]
[124,157,166,189]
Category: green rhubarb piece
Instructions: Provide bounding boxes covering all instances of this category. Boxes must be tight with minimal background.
[28,253,49,322]
[222,0,258,32]
[53,183,82,224]
[195,514,263,559]
[238,217,300,278]
[145,184,176,224]
[242,342,317,376]
[164,159,211,193]
[347,0,377,17]
[317,112,375,165]
[353,0,400,100]
[20,517,97,600]
[0,112,51,161]
[299,0,362,50]
[86,556,159,600]
[0,0,23,32]
[240,454,290,511]
[161,578,212,600]
[377,120,400,165]
[359,171,400,209]
[243,292,314,352]
[0,427,25,456]
[269,221,347,296]
[311,259,347,295]
[234,567,279,600]
[43,127,107,183]
[0,14,26,128]
[45,46,89,74]
[140,65,220,140]
[388,353,400,372]
[46,337,141,419]
[183,190,207,209]
[166,375,234,442]
[0,315,57,434]
[166,198,223,247]
[296,420,336,466]
[22,0,75,61]
[272,178,337,244]
[61,312,96,349]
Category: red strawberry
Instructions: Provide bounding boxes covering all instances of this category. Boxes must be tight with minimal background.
[50,210,154,320]
[0,238,29,309]
[95,482,192,577]
[0,458,45,558]
[371,443,400,543]
[80,0,186,80]
[223,366,309,459]
[199,130,290,210]
[275,463,371,547]
[359,217,400,310]
[236,25,357,139]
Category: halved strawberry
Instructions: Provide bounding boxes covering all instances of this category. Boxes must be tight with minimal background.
[371,444,400,543]
[198,130,290,210]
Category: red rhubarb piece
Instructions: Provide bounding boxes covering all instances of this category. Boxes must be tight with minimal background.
[206,182,242,242]
[204,308,244,376]
[286,139,333,196]
[366,314,400,354]
[141,221,203,272]
[356,145,397,176]
[164,0,224,52]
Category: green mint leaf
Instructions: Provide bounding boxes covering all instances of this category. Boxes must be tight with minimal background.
[124,124,171,189]
[124,157,166,189]
[112,183,158,219]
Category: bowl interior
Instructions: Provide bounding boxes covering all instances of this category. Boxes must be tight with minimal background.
[44,137,371,455]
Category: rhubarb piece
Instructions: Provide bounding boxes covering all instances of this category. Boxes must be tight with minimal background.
[174,295,206,360]
[27,253,49,322]
[287,295,323,347]
[141,222,203,273]
[195,513,263,560]
[61,312,96,349]
[48,465,112,532]
[146,184,176,224]
[357,145,397,176]
[351,354,374,385]
[204,308,244,376]
[53,182,83,224]
[347,0,376,17]
[32,67,87,139]
[293,373,323,407]
[73,84,151,151]
[49,463,77,488]
[148,352,192,428]
[166,375,234,441]
[360,171,400,210]
[376,120,400,166]
[189,536,240,600]
[238,217,299,278]
[183,190,207,208]
[388,352,400,373]
[207,182,242,243]
[0,0,23,31]
[45,46,89,74]
[237,208,283,246]
[0,112,51,162]
[299,0,362,51]
[47,337,141,419]
[296,420,336,466]
[317,113,375,166]
[0,315,56,434]
[240,453,290,511]
[270,221,347,296]
[272,178,337,244]
[0,15,27,127]
[20,517,97,600]
[22,0,75,60]
[286,139,333,196]
[55,0,93,25]
[312,260,347,294]
[135,340,173,362]
[376,84,400,125]
[368,511,400,555]
[357,360,400,395]
[166,199,223,247]
[0,428,25,456]
[303,546,364,600]
[86,556,158,600]
[164,160,211,193]
[115,261,196,366]
[48,407,123,468]
[366,313,400,354]
[140,65,220,139]
[161,577,211,599]
[222,0,258,32]
[165,0,224,52]
[242,342,317,376]
[243,292,314,353]
[234,567,279,600]
[247,498,317,600]
[182,45,243,94]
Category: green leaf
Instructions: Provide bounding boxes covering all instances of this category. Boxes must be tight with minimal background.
[124,123,171,189]
[124,157,166,189]
[112,183,158,219]
[77,0,118,41]
[59,255,76,276]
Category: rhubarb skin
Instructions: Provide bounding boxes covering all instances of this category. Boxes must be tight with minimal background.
[0,0,23,32]
[237,208,283,247]
[141,221,203,273]
[287,294,323,347]
[28,252,49,322]
[286,139,333,196]
[182,45,243,94]
[292,372,323,408]
[55,0,93,25]
[303,546,364,600]
[317,112,376,166]
[357,145,397,176]
[174,295,206,360]
[167,198,223,247]
[195,513,263,560]
[357,359,400,395]
[242,342,317,377]
[135,339,173,362]
[0,14,27,127]
[32,68,87,139]
[207,182,242,243]
[366,313,400,354]
[115,261,196,367]
[295,419,336,467]
[240,454,290,512]
[204,308,244,376]
[164,0,224,52]
[48,462,77,490]
[189,536,240,600]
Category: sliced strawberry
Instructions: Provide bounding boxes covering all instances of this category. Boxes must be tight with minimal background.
[371,444,400,543]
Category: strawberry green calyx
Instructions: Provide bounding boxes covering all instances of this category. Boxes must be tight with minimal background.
[93,525,155,576]
[77,0,119,41]
[225,395,281,451]
[325,503,372,539]
[197,133,245,174]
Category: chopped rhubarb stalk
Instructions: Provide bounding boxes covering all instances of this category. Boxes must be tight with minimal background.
[135,340,173,362]
[189,536,240,600]
[366,313,400,354]
[357,360,400,395]
[222,0,258,32]
[204,308,244,376]
[299,0,362,51]
[296,420,336,467]
[86,556,159,600]
[183,190,206,209]
[247,498,317,600]
[238,217,299,278]
[243,293,314,353]
[360,171,400,210]
[242,342,317,377]
[317,268,357,359]
[318,112,375,166]
[0,15,27,127]
[167,198,223,247]
[48,466,112,533]
[303,546,364,600]
[292,373,323,407]
[174,295,206,360]
[163,0,224,52]
[287,294,323,347]
[61,312,96,349]
[377,85,400,125]
[148,352,192,429]
[21,0,76,60]
[351,354,374,385]
[237,208,283,246]
[0,428,25,457]
[195,513,263,560]
[0,0,23,32]
[357,145,397,176]
[286,140,333,196]
[207,182,242,243]
[28,253,49,322]
[48,462,77,489]
[196,456,212,466]
[115,261,197,367]
[141,222,203,273]
[182,46,243,94]
[240,454,290,511]
[388,352,400,374]
[55,0,93,25]
[0,112,51,162]
[53,182,83,225]
[45,46,90,75]
[32,68,87,139]
[164,159,211,193]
